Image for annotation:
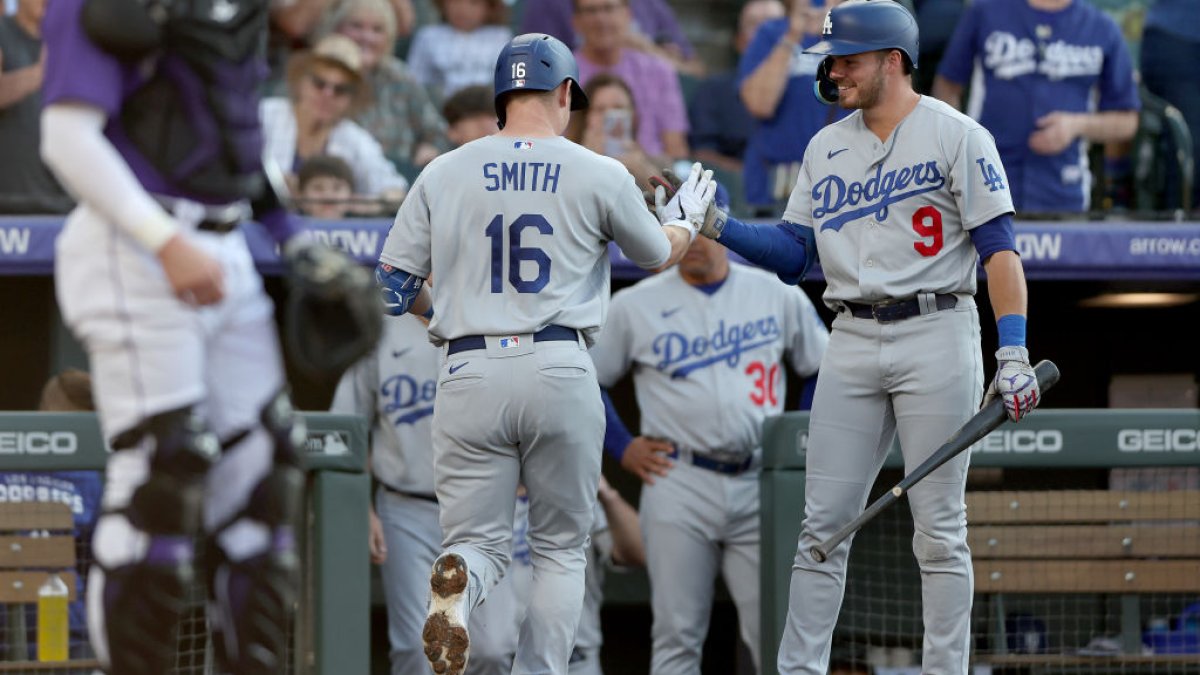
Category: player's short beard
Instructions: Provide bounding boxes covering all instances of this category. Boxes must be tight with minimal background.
[841,54,888,110]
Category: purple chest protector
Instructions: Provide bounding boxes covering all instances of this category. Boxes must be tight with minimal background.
[84,0,270,203]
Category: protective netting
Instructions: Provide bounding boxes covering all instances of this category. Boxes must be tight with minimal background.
[828,469,1200,674]
[0,472,298,675]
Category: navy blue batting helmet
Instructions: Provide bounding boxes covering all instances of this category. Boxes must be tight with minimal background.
[805,0,919,68]
[493,33,588,128]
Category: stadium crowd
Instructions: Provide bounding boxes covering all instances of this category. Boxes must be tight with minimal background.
[2,0,1196,219]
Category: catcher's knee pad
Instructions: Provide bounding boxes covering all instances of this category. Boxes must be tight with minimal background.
[94,407,220,675]
[207,390,305,674]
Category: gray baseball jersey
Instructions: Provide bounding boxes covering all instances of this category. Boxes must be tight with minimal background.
[331,314,439,495]
[784,96,1013,308]
[774,96,1012,675]
[590,263,828,458]
[589,262,829,674]
[381,132,673,673]
[380,135,671,347]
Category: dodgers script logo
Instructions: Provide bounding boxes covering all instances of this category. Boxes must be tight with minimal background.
[983,31,1104,81]
[381,374,436,426]
[813,160,945,231]
[653,317,781,379]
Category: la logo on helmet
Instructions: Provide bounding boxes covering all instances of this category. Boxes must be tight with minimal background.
[822,12,833,35]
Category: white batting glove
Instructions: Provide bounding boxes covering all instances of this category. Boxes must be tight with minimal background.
[983,346,1040,422]
[659,162,717,233]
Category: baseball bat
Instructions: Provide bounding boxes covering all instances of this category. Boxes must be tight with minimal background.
[809,359,1060,563]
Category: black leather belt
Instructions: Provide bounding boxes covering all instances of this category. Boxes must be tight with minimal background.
[196,217,241,233]
[381,483,437,503]
[152,194,245,234]
[667,447,754,475]
[446,324,579,356]
[843,293,957,323]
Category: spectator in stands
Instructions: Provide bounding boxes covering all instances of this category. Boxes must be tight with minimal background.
[328,0,449,171]
[573,0,689,159]
[1140,0,1200,211]
[297,155,356,220]
[566,73,660,189]
[271,0,415,76]
[406,0,512,102]
[932,0,1140,214]
[261,34,409,203]
[687,0,784,178]
[0,0,72,214]
[738,0,849,216]
[519,0,701,75]
[442,84,499,146]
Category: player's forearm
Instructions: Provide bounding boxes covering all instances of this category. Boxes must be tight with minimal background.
[41,103,179,251]
[660,224,694,267]
[1073,110,1139,144]
[740,38,797,119]
[598,486,645,567]
[983,250,1028,321]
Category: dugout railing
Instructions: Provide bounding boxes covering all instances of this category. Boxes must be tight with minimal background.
[0,411,370,675]
[761,409,1200,675]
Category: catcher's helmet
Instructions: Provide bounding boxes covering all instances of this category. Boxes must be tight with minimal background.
[493,33,588,128]
[805,0,919,68]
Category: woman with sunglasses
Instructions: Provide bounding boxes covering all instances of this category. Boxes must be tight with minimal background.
[260,33,409,206]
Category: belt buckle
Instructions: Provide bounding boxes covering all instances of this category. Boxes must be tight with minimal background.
[870,298,905,323]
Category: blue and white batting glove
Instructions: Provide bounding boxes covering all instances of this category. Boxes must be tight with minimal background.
[983,346,1040,422]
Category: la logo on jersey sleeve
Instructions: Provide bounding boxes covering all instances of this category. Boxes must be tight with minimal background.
[975,158,1007,192]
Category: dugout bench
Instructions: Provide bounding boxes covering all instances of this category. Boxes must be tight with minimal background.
[0,411,370,675]
[761,409,1200,675]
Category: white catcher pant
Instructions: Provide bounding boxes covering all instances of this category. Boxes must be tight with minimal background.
[777,305,983,675]
[56,205,285,654]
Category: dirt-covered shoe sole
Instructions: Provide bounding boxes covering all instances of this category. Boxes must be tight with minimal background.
[423,553,469,675]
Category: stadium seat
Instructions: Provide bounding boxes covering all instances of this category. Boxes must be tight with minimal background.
[1132,87,1195,213]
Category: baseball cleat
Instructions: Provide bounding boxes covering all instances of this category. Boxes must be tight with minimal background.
[423,553,470,675]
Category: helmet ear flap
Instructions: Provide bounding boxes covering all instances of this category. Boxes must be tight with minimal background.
[813,56,839,105]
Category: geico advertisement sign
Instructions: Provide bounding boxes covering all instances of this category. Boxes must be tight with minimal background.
[974,429,1063,453]
[1118,429,1199,452]
[0,431,79,455]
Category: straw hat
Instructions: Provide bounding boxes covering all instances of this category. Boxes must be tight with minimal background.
[286,34,371,110]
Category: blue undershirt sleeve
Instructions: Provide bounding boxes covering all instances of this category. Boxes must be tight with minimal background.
[716,218,816,285]
[601,388,634,462]
[968,213,1016,262]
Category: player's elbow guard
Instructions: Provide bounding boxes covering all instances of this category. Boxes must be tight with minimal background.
[375,263,425,316]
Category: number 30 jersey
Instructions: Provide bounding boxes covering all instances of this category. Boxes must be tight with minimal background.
[589,264,829,457]
[783,96,1014,309]
[380,135,672,346]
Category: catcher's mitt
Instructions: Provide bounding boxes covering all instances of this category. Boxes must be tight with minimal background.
[283,239,382,378]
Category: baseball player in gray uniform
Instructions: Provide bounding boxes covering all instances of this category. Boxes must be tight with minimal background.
[589,233,830,674]
[570,476,646,675]
[692,2,1042,673]
[374,33,714,675]
[329,313,533,675]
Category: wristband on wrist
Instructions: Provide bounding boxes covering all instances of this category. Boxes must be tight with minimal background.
[997,314,1026,348]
